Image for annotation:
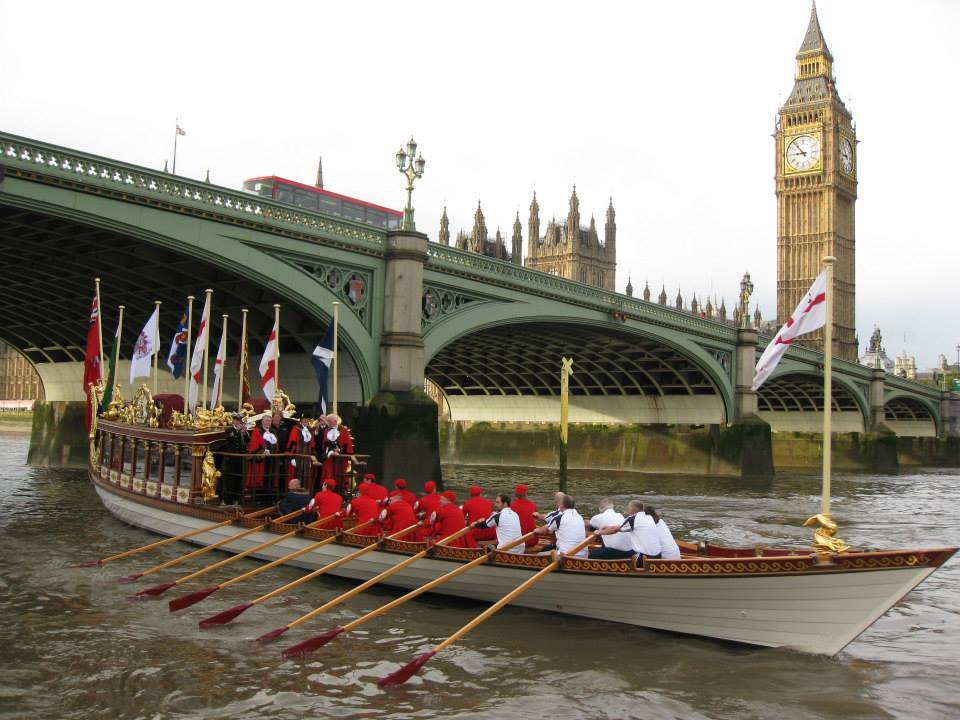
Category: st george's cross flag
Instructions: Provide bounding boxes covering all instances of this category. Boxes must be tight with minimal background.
[310,324,335,415]
[210,322,227,410]
[188,294,211,412]
[129,307,160,385]
[752,271,827,391]
[259,318,279,400]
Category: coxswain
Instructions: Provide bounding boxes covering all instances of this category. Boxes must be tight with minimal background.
[246,414,279,498]
[221,412,249,505]
[511,484,539,548]
[309,478,344,530]
[462,486,495,541]
[647,506,681,561]
[597,500,662,563]
[390,478,417,508]
[472,494,524,553]
[534,494,588,558]
[285,413,316,488]
[380,494,419,541]
[587,498,634,559]
[345,483,380,536]
[429,491,477,548]
[277,478,316,523]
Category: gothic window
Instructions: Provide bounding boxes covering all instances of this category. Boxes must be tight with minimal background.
[598,271,604,287]
[579,270,587,283]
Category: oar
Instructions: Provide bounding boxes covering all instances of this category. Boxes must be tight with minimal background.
[197,518,379,628]
[168,515,344,612]
[282,530,537,657]
[76,506,275,568]
[378,534,596,686]
[118,508,306,584]
[263,525,474,646]
[136,512,337,601]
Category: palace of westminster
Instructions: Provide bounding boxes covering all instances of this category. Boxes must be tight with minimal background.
[0,4,952,402]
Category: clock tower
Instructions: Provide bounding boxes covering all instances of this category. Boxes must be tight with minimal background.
[776,2,858,361]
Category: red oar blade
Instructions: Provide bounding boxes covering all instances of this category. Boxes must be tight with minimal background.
[378,651,437,687]
[169,586,220,613]
[131,581,176,599]
[117,572,143,583]
[281,627,345,658]
[199,602,254,628]
[255,625,290,643]
[75,560,103,568]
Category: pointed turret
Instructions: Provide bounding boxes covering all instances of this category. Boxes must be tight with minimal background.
[439,206,450,246]
[658,284,668,305]
[472,201,487,253]
[625,276,634,297]
[675,290,684,311]
[495,227,504,259]
[753,305,763,329]
[705,297,714,319]
[643,281,651,302]
[511,212,523,265]
[528,191,541,257]
[605,197,616,260]
[690,294,699,315]
[798,1,832,61]
[315,156,324,189]
[719,298,727,323]
[566,186,580,248]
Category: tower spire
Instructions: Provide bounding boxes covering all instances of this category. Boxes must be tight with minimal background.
[315,156,324,188]
[798,1,832,60]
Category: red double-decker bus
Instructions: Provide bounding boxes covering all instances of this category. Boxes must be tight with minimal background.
[241,176,402,230]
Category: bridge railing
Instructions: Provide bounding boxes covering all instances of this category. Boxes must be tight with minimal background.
[0,131,386,254]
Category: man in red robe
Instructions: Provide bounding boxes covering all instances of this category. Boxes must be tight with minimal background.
[429,491,476,548]
[319,414,354,492]
[246,414,279,497]
[512,484,539,548]
[310,478,343,530]
[380,494,420,541]
[346,483,380,536]
[462,486,495,541]
[390,478,417,508]
[286,414,316,488]
[366,476,388,503]
[415,480,443,541]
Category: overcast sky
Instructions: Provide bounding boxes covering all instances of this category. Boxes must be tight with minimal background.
[2,0,958,368]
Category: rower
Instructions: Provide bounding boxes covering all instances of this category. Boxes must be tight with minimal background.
[535,491,565,551]
[597,500,662,563]
[277,478,315,523]
[511,484,539,548]
[462,486,495,542]
[357,472,376,497]
[346,483,381,536]
[534,494,587,558]
[472,494,523,553]
[588,498,634,560]
[309,478,343,530]
[390,478,417,508]
[365,475,388,503]
[429,491,477,548]
[646,506,681,560]
[380,494,420,541]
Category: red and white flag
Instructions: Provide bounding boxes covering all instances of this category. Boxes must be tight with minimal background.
[82,294,102,431]
[188,294,211,411]
[259,319,279,400]
[752,271,827,391]
[176,124,186,136]
[210,323,227,409]
[129,307,159,385]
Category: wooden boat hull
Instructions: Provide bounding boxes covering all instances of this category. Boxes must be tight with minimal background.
[93,478,953,657]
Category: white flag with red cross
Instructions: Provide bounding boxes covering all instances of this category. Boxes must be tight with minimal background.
[259,319,279,400]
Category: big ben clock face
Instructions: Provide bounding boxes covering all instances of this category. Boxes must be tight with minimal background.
[840,138,854,174]
[786,134,821,171]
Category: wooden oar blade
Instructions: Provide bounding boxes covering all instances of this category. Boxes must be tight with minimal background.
[169,586,219,612]
[117,572,143,583]
[255,625,290,643]
[198,602,253,628]
[281,627,345,658]
[378,651,437,687]
[131,581,176,599]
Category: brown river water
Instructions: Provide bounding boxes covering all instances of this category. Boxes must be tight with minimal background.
[0,432,957,719]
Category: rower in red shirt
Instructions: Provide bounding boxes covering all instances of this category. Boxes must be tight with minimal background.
[356,473,376,498]
[310,478,343,530]
[429,491,477,548]
[366,476,388,503]
[380,494,420,541]
[511,484,539,548]
[462,486,495,541]
[389,478,417,508]
[346,484,381,536]
[415,480,443,541]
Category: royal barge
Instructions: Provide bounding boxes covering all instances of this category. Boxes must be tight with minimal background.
[88,389,955,658]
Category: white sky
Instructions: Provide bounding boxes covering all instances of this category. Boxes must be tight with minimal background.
[2,0,958,368]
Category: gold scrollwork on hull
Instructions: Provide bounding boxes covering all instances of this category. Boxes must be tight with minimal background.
[491,552,554,569]
[431,545,484,561]
[836,554,921,570]
[646,559,814,575]
[562,558,635,574]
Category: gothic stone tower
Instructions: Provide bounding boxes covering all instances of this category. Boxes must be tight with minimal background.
[525,188,616,291]
[776,2,857,360]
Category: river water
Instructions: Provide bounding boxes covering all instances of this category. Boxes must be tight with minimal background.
[0,432,957,720]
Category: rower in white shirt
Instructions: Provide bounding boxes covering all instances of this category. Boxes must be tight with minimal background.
[534,494,588,558]
[472,494,524,554]
[588,498,635,559]
[646,506,681,561]
[597,499,662,561]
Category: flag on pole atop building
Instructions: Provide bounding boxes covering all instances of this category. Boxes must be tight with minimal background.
[210,323,227,410]
[188,294,211,411]
[310,324,334,415]
[129,307,160,385]
[82,294,102,431]
[166,310,188,378]
[752,272,827,391]
[259,318,279,400]
[176,124,186,136]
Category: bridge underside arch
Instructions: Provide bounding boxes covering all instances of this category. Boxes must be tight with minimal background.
[884,396,937,437]
[426,322,725,425]
[757,373,865,433]
[0,204,367,405]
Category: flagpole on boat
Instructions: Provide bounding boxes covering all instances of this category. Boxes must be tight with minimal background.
[821,256,835,516]
[332,301,340,416]
[559,357,573,493]
[152,300,161,395]
[238,309,248,413]
[216,313,228,409]
[273,303,281,408]
[201,289,212,410]
[95,277,104,374]
[184,296,194,413]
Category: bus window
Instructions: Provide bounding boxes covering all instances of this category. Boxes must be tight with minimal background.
[342,201,366,223]
[242,179,274,197]
[276,182,295,205]
[387,214,401,229]
[317,194,340,216]
[366,208,388,228]
[293,188,319,210]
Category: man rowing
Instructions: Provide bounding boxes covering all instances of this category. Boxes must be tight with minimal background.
[309,478,343,530]
[587,498,634,560]
[380,494,419,541]
[471,494,524,554]
[346,483,381,536]
[596,500,662,562]
[428,491,477,548]
[534,494,587,558]
[462,486,495,542]
[511,484,538,549]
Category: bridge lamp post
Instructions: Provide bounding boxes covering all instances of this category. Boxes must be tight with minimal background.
[739,272,754,329]
[395,137,425,231]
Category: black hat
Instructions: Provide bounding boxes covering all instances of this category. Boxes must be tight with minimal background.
[232,412,245,421]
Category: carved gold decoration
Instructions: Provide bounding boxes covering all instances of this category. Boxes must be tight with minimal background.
[170,405,234,430]
[201,450,220,503]
[645,558,815,574]
[271,390,296,415]
[102,384,126,420]
[130,384,160,427]
[803,513,850,554]
[87,383,100,465]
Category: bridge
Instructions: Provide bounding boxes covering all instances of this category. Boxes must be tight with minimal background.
[1,131,955,480]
